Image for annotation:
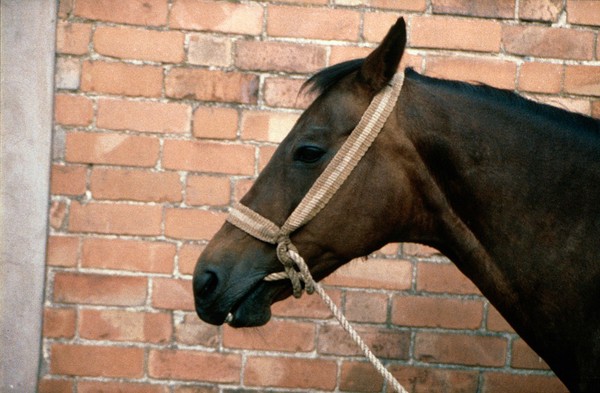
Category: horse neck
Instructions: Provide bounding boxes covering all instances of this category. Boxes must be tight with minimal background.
[397,73,600,386]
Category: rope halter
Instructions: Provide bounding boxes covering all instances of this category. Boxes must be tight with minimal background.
[225,72,407,393]
[227,72,405,297]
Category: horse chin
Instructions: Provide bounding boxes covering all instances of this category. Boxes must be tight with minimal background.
[197,279,286,328]
[226,287,273,327]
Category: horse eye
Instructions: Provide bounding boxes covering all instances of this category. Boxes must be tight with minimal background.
[293,146,326,164]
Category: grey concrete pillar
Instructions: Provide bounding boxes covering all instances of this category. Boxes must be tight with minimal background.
[0,1,57,391]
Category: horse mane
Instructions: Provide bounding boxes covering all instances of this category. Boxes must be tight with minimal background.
[303,59,599,135]
[407,69,600,135]
[302,58,365,95]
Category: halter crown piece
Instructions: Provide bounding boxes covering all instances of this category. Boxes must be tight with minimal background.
[226,72,408,393]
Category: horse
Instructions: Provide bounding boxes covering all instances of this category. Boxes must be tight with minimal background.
[193,17,600,392]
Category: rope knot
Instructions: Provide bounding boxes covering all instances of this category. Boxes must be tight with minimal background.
[275,236,315,298]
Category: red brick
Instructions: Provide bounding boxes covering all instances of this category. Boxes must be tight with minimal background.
[518,62,563,94]
[402,242,441,257]
[178,244,205,275]
[74,0,168,26]
[241,110,298,143]
[43,307,76,338]
[244,356,337,390]
[149,349,241,383]
[186,175,230,206]
[49,201,67,230]
[236,41,326,74]
[46,236,79,267]
[51,164,87,196]
[234,179,261,202]
[58,0,73,18]
[368,0,427,10]
[38,378,73,393]
[268,6,360,41]
[193,106,238,139]
[340,361,385,392]
[223,320,315,352]
[564,65,600,96]
[54,94,93,126]
[94,25,184,63]
[417,262,482,295]
[323,258,412,290]
[432,0,515,18]
[519,0,563,22]
[56,21,92,55]
[65,131,160,167]
[535,95,591,115]
[328,47,369,67]
[81,61,163,97]
[164,208,226,241]
[188,34,232,67]
[151,277,194,311]
[318,324,410,359]
[90,168,182,203]
[511,338,551,370]
[567,0,600,26]
[392,295,483,329]
[166,68,258,104]
[174,312,219,346]
[377,242,401,256]
[97,99,190,134]
[82,237,175,273]
[389,365,479,393]
[363,11,404,43]
[79,309,172,343]
[78,381,170,393]
[271,288,340,319]
[69,201,162,236]
[163,140,255,175]
[173,387,217,393]
[345,291,388,323]
[481,372,568,393]
[274,0,326,3]
[55,57,81,90]
[50,344,144,378]
[258,146,277,172]
[502,25,595,60]
[53,272,148,306]
[593,101,600,118]
[411,16,502,52]
[425,56,516,90]
[263,77,314,109]
[170,0,263,35]
[415,332,507,367]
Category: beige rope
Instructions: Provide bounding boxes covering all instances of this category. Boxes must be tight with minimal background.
[226,73,407,392]
[286,249,408,393]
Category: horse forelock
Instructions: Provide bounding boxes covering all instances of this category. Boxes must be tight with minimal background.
[302,58,365,96]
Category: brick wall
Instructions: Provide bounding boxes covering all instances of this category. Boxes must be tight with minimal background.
[42,0,599,392]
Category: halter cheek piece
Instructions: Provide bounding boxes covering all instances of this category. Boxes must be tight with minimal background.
[225,73,407,393]
[227,72,405,296]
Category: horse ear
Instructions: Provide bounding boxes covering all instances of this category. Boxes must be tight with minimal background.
[359,17,407,91]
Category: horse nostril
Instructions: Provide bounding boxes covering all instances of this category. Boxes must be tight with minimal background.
[195,269,219,299]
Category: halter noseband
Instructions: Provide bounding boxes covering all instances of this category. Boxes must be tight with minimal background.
[226,72,405,298]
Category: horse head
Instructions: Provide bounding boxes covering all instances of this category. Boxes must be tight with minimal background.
[193,18,429,327]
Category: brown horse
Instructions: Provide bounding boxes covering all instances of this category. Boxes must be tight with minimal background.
[194,18,600,392]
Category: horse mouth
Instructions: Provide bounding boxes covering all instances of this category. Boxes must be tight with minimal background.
[195,276,290,328]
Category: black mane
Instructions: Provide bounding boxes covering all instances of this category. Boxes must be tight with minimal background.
[303,58,364,95]
[303,59,599,133]
[407,69,599,134]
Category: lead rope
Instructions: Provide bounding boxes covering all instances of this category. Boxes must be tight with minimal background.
[265,248,408,393]
[226,73,408,393]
